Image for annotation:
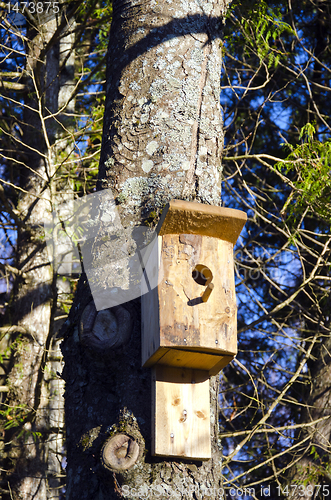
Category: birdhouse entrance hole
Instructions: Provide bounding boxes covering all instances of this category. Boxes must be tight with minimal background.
[192,264,213,286]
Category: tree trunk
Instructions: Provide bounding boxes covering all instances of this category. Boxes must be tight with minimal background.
[62,0,228,498]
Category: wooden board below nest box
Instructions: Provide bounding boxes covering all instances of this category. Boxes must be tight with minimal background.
[142,233,237,375]
[152,366,211,460]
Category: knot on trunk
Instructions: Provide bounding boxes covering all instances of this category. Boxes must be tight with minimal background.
[101,434,140,471]
[80,302,132,351]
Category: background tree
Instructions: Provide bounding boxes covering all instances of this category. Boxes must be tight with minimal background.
[0,1,111,498]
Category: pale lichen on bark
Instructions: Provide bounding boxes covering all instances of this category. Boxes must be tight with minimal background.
[99,0,225,228]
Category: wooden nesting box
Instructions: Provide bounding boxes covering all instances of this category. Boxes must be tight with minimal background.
[142,200,246,376]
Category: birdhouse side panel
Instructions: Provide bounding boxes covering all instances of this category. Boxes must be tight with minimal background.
[141,237,163,366]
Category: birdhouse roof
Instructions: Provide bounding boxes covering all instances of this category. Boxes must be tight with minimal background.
[156,200,246,245]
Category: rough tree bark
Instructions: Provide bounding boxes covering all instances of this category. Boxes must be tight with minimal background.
[62,0,230,498]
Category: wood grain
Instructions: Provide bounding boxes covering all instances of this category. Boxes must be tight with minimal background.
[156,199,247,244]
[152,366,211,460]
[142,234,237,374]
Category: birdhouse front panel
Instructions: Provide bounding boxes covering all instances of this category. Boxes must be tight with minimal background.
[161,233,236,348]
[142,233,237,374]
